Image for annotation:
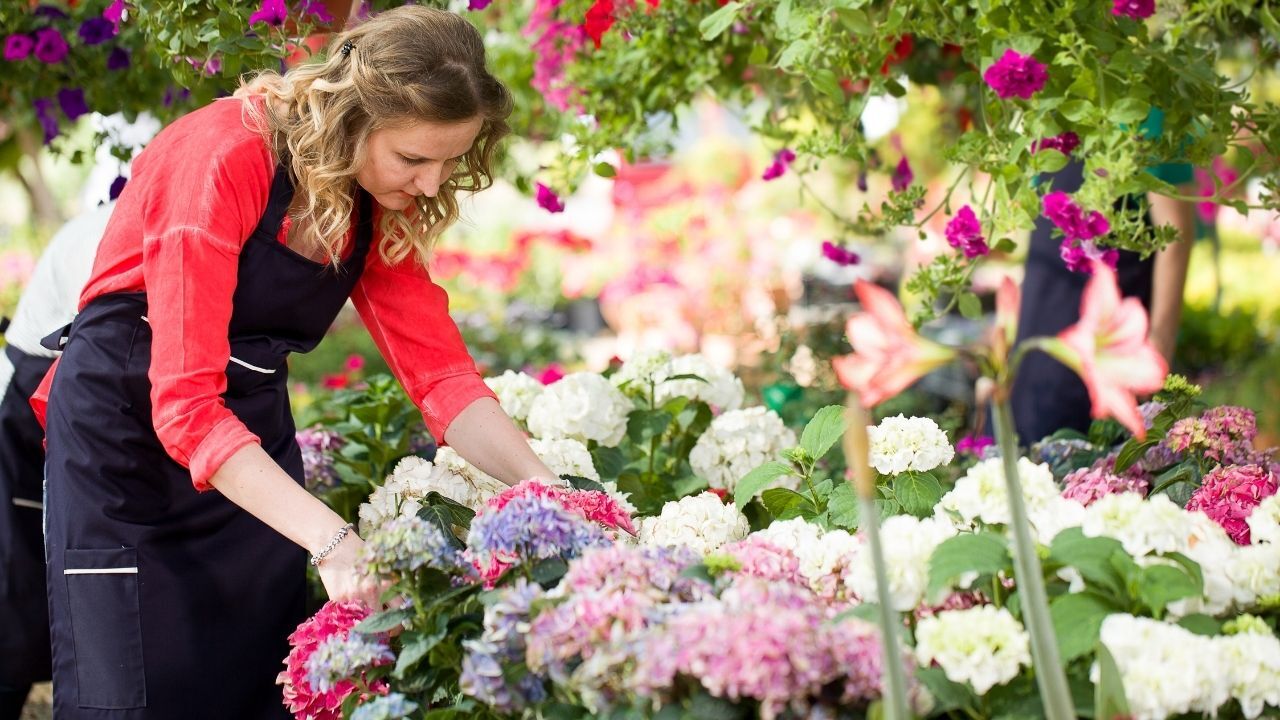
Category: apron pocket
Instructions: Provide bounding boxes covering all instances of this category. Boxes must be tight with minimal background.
[64,547,147,709]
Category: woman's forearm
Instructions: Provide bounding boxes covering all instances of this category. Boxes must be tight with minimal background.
[443,397,557,485]
[1147,190,1197,363]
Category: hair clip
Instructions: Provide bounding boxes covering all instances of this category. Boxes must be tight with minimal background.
[340,40,355,58]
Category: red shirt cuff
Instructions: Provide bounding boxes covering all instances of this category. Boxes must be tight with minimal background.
[420,371,497,443]
[188,415,261,492]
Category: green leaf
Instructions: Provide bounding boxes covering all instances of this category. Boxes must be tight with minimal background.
[777,39,811,70]
[892,471,944,518]
[810,68,843,102]
[799,405,847,461]
[393,624,448,678]
[774,0,792,31]
[761,487,812,519]
[834,8,872,35]
[734,461,795,509]
[883,78,907,98]
[1049,527,1127,598]
[994,238,1018,254]
[958,292,982,320]
[531,557,569,588]
[747,43,769,66]
[1110,98,1150,125]
[1150,462,1197,495]
[689,691,747,720]
[916,666,975,713]
[590,445,625,480]
[564,474,606,493]
[1094,643,1131,720]
[1137,563,1200,616]
[1060,99,1095,123]
[927,532,1011,602]
[1050,592,1118,661]
[1176,614,1223,636]
[698,2,743,41]
[1113,437,1157,473]
[827,481,860,529]
[1033,149,1070,174]
[593,162,617,178]
[354,608,413,634]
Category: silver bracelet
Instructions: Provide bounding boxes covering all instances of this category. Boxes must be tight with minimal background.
[310,523,355,567]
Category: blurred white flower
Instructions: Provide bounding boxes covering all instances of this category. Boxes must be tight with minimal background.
[1247,494,1280,545]
[358,449,505,534]
[914,606,1030,694]
[612,350,745,412]
[846,514,956,611]
[937,457,1059,530]
[1097,614,1230,720]
[527,372,632,447]
[689,407,798,495]
[485,370,545,424]
[636,492,749,556]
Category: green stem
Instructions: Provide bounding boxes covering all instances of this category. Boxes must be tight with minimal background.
[861,494,911,720]
[992,396,1075,720]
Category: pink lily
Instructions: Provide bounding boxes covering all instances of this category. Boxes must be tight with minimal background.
[833,281,958,408]
[992,275,1020,361]
[1043,262,1167,438]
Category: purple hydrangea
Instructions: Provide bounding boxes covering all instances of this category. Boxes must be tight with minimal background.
[1165,405,1264,465]
[297,426,343,490]
[33,27,69,64]
[361,515,471,577]
[983,49,1048,100]
[944,205,989,258]
[465,494,612,583]
[460,579,547,712]
[303,632,394,693]
[4,34,34,61]
[78,17,115,45]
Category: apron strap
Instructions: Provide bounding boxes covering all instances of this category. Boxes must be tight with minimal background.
[251,164,296,240]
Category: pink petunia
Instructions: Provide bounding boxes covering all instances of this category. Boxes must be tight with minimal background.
[944,205,989,259]
[1112,0,1156,19]
[762,148,796,181]
[535,182,565,213]
[891,156,914,192]
[983,49,1048,100]
[249,0,288,27]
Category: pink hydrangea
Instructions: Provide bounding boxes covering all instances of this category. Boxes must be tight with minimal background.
[983,49,1048,100]
[277,600,386,720]
[1186,464,1278,544]
[1062,458,1151,506]
[1165,406,1264,465]
[720,536,807,587]
[944,205,989,258]
[485,479,636,535]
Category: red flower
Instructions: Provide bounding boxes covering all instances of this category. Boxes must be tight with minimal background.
[584,0,615,49]
[344,354,365,372]
[321,373,349,390]
[880,34,914,74]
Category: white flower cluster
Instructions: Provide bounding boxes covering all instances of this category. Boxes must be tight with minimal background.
[937,457,1077,542]
[1226,542,1280,609]
[867,415,954,475]
[1247,493,1280,545]
[611,350,745,413]
[358,449,505,534]
[845,514,956,611]
[636,492,749,556]
[525,436,637,515]
[484,370,544,424]
[914,606,1031,694]
[689,407,798,495]
[1099,614,1280,720]
[526,372,632,447]
[756,518,862,600]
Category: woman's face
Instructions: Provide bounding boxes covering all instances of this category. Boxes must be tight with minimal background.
[354,117,484,212]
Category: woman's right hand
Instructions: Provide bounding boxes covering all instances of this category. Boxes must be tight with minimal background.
[317,533,384,610]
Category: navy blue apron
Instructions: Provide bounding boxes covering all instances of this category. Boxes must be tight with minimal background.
[42,165,373,718]
[1011,159,1154,444]
[0,345,56,705]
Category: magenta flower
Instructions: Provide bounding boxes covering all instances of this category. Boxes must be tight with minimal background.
[4,34,33,61]
[1032,131,1081,156]
[531,361,565,384]
[57,88,90,122]
[248,0,288,26]
[1060,239,1118,275]
[33,28,69,64]
[983,49,1048,100]
[955,434,995,457]
[821,240,860,267]
[761,148,796,181]
[944,205,989,258]
[891,156,914,191]
[535,182,565,213]
[277,600,385,720]
[721,536,807,588]
[1112,0,1155,19]
[1186,464,1278,544]
[1044,191,1110,244]
[104,0,127,34]
[469,0,494,8]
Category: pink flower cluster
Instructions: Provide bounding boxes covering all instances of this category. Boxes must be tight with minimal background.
[1031,131,1081,156]
[524,0,587,111]
[944,205,989,259]
[1186,464,1279,544]
[762,148,796,181]
[486,479,637,535]
[631,579,900,719]
[277,600,385,720]
[1062,456,1151,506]
[983,49,1048,100]
[719,536,807,588]
[956,434,995,457]
[1113,0,1156,19]
[1165,405,1263,465]
[1043,191,1117,273]
[821,240,860,267]
[913,589,986,621]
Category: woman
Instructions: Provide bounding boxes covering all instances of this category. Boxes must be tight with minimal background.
[35,7,557,717]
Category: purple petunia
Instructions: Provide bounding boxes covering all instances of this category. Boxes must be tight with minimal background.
[761,148,796,181]
[57,88,90,122]
[78,17,115,46]
[33,5,69,19]
[1112,0,1155,19]
[249,0,289,26]
[106,47,130,70]
[469,0,494,8]
[891,156,914,191]
[944,205,989,259]
[33,98,59,144]
[1043,191,1110,241]
[1032,131,1081,156]
[33,27,69,64]
[983,49,1048,100]
[821,240,861,267]
[4,34,34,62]
[298,0,334,23]
[535,182,565,213]
[108,175,128,201]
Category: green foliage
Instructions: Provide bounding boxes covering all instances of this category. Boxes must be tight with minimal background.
[731,405,848,526]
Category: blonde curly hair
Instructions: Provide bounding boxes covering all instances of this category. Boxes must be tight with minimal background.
[239,5,512,268]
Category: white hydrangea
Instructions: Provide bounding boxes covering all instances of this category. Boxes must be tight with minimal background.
[636,492,749,556]
[914,606,1031,694]
[867,415,954,475]
[846,514,956,611]
[937,457,1060,535]
[357,449,506,534]
[1081,493,1192,557]
[524,436,637,515]
[1247,493,1280,545]
[1219,629,1280,719]
[1026,495,1088,546]
[526,372,632,447]
[1226,543,1280,610]
[484,370,545,423]
[612,350,745,413]
[1097,614,1230,720]
[757,518,861,598]
[689,407,798,495]
[1165,511,1238,617]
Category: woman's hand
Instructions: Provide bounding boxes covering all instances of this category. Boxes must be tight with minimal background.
[317,533,384,609]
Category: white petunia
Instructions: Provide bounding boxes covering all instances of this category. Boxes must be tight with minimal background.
[484,370,545,424]
[867,415,954,475]
[689,407,798,495]
[845,514,955,611]
[914,606,1030,694]
[526,372,633,447]
[636,492,749,556]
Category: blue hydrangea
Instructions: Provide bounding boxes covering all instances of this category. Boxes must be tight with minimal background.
[361,515,470,576]
[466,495,611,570]
[459,578,547,712]
[351,692,419,720]
[303,632,394,693]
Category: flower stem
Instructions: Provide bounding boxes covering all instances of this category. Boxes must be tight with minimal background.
[862,494,911,720]
[991,396,1075,720]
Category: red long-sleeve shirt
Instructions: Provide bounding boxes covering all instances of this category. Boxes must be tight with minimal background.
[34,96,495,491]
